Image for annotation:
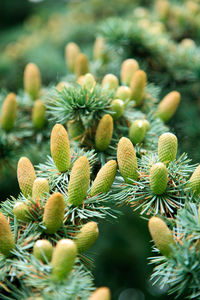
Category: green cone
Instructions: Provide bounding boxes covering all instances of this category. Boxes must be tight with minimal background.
[117,137,138,184]
[50,124,70,172]
[32,178,49,200]
[82,73,96,91]
[75,53,89,77]
[110,99,124,120]
[93,37,107,62]
[130,70,147,105]
[32,99,46,130]
[67,119,85,141]
[102,74,119,91]
[43,192,65,234]
[95,114,113,151]
[24,63,41,100]
[90,160,117,196]
[115,86,131,102]
[189,165,200,195]
[51,239,77,281]
[89,287,111,300]
[33,239,53,263]
[65,42,80,72]
[157,91,181,122]
[75,222,99,253]
[120,58,139,85]
[0,212,15,257]
[17,157,36,198]
[148,216,175,257]
[68,156,90,206]
[0,93,17,131]
[150,163,168,195]
[13,202,30,222]
[129,120,146,145]
[158,132,178,164]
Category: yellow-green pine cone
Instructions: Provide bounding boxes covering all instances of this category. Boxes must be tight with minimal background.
[115,86,131,102]
[24,63,41,100]
[51,239,77,281]
[82,73,96,91]
[50,124,70,172]
[0,93,17,131]
[189,165,200,195]
[68,156,90,206]
[150,163,168,195]
[89,287,111,300]
[93,37,106,61]
[110,99,124,120]
[142,119,150,131]
[148,216,175,257]
[130,70,147,106]
[33,239,53,263]
[158,132,178,164]
[102,74,119,91]
[117,137,138,184]
[32,99,46,130]
[17,157,36,198]
[0,212,15,257]
[129,120,146,145]
[67,119,85,141]
[90,160,117,196]
[32,178,49,200]
[157,91,181,122]
[75,222,99,253]
[65,42,80,72]
[120,58,139,85]
[56,81,70,92]
[95,114,113,151]
[43,192,65,234]
[75,53,89,78]
[13,202,30,222]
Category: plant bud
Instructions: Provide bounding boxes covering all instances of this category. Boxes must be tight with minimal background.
[115,86,131,102]
[102,74,119,91]
[129,120,146,145]
[110,99,124,120]
[189,165,200,195]
[158,132,177,164]
[65,42,80,72]
[0,93,17,131]
[117,137,138,183]
[150,163,168,195]
[50,124,70,172]
[51,239,77,281]
[75,222,99,253]
[120,59,139,85]
[24,63,41,100]
[67,119,85,141]
[33,239,53,263]
[148,216,175,257]
[68,156,90,206]
[56,81,70,92]
[89,287,111,300]
[75,53,89,77]
[32,99,46,130]
[43,192,65,234]
[90,160,117,196]
[82,73,96,91]
[95,114,113,151]
[32,178,49,200]
[93,37,106,61]
[142,119,150,131]
[17,157,36,198]
[157,91,181,122]
[130,70,147,106]
[0,212,15,256]
[13,202,30,222]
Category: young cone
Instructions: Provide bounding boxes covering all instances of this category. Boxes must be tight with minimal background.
[115,86,131,102]
[120,58,139,85]
[68,156,90,206]
[17,157,36,198]
[0,93,17,131]
[65,42,80,72]
[32,99,46,130]
[90,160,117,196]
[43,192,65,234]
[32,178,49,200]
[129,120,146,145]
[50,124,70,172]
[75,222,99,253]
[82,73,96,91]
[93,37,107,61]
[102,74,119,91]
[158,132,178,164]
[75,53,89,77]
[24,63,41,100]
[110,99,124,120]
[89,287,111,300]
[33,239,53,263]
[189,165,200,195]
[0,212,15,257]
[130,70,147,105]
[142,119,150,131]
[117,137,138,183]
[157,91,181,122]
[13,202,30,222]
[56,81,70,92]
[148,216,175,257]
[150,163,168,195]
[51,239,77,281]
[95,114,113,151]
[67,119,85,141]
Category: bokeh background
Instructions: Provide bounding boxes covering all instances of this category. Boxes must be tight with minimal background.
[1,0,200,299]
